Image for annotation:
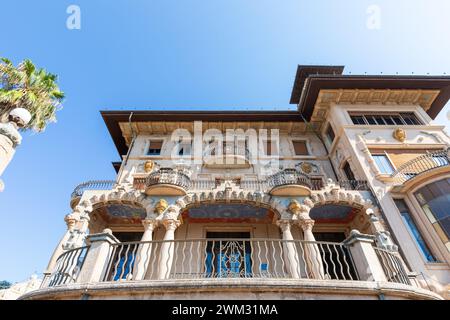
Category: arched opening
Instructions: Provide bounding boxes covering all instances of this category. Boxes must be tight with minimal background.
[89,202,146,239]
[310,204,372,240]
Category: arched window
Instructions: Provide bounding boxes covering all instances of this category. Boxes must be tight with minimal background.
[414,178,450,251]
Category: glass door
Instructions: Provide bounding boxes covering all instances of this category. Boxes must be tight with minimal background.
[205,232,252,278]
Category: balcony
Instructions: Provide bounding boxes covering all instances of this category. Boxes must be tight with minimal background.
[267,169,312,196]
[145,168,192,196]
[338,180,370,191]
[203,145,251,169]
[390,148,450,185]
[70,180,116,208]
[28,235,442,300]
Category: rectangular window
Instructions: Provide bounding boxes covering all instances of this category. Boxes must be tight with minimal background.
[394,199,437,262]
[372,154,395,174]
[292,141,309,155]
[350,115,366,125]
[342,162,356,181]
[325,124,335,145]
[147,140,163,155]
[349,112,422,125]
[400,112,421,125]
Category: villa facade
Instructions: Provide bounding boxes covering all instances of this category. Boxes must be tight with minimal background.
[21,66,450,300]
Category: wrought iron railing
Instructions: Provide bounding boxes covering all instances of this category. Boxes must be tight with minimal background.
[145,168,192,190]
[374,248,410,285]
[266,169,312,190]
[338,180,370,191]
[46,246,90,287]
[102,239,358,282]
[390,148,449,184]
[71,180,116,199]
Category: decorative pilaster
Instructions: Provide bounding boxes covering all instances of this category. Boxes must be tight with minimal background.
[297,218,325,280]
[276,220,301,279]
[133,219,158,280]
[157,219,181,280]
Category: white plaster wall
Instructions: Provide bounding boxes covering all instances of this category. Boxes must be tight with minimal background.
[325,103,450,285]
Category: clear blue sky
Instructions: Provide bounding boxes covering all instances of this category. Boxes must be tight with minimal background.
[0,0,449,283]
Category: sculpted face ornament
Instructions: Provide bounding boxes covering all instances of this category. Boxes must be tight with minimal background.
[393,128,407,142]
[288,199,302,215]
[144,160,155,173]
[300,162,312,174]
[154,199,168,214]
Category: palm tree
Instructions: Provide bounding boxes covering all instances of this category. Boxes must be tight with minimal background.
[0,58,64,131]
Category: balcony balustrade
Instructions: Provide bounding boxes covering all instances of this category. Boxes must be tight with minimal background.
[266,169,313,196]
[391,148,450,185]
[145,168,192,195]
[70,180,116,208]
[42,237,412,289]
[338,180,370,191]
[203,145,251,168]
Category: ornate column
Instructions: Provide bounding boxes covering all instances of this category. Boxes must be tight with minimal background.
[0,120,22,192]
[157,219,181,279]
[276,220,301,278]
[133,219,158,280]
[44,214,78,276]
[298,219,325,280]
[64,214,90,250]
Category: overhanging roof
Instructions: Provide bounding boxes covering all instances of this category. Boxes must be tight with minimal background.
[290,66,450,121]
[101,110,301,155]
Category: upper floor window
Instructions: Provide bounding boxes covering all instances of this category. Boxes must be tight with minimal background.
[371,153,395,174]
[394,199,437,263]
[349,112,422,126]
[292,140,309,156]
[325,124,335,145]
[415,179,450,251]
[147,140,163,155]
[342,161,356,181]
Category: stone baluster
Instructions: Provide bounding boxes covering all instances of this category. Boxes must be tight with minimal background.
[298,219,325,280]
[157,219,181,280]
[133,219,158,280]
[277,220,301,279]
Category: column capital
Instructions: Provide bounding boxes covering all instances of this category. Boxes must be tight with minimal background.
[64,214,78,231]
[142,219,158,231]
[162,219,181,231]
[276,219,292,232]
[297,218,315,231]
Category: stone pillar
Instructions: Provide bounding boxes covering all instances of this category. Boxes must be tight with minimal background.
[133,219,158,280]
[77,229,120,284]
[157,219,180,280]
[43,214,78,278]
[276,220,301,279]
[298,219,325,280]
[0,121,22,192]
[343,230,387,282]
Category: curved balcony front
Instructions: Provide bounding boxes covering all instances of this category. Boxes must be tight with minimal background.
[203,146,251,169]
[70,180,116,208]
[24,238,442,300]
[145,168,191,196]
[267,169,312,196]
[390,148,450,188]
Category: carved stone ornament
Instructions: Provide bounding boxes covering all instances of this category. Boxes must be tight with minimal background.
[144,160,155,173]
[300,162,312,174]
[154,199,169,214]
[393,128,407,142]
[288,199,302,214]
